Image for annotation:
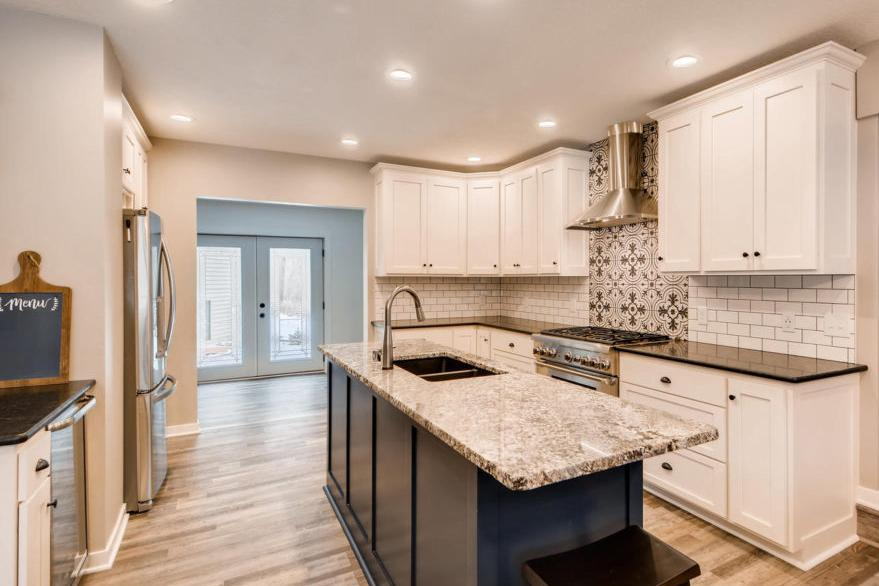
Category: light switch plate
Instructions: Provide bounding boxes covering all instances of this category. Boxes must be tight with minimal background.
[824,311,850,337]
[696,305,708,327]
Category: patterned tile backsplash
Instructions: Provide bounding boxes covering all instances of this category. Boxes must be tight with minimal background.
[372,122,860,360]
[688,274,856,361]
[586,122,689,338]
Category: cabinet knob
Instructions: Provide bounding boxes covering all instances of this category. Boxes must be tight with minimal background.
[729,394,736,401]
[661,462,673,471]
[660,376,671,384]
[552,261,558,265]
[259,302,265,308]
[35,458,49,472]
[122,168,131,175]
[422,263,427,267]
[754,251,761,257]
[259,313,266,318]
[47,499,58,509]
[508,342,515,348]
[657,256,664,262]
[429,263,433,267]
[742,252,749,258]
[493,264,497,268]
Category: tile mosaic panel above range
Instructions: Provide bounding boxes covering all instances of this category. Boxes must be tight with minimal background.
[688,275,856,362]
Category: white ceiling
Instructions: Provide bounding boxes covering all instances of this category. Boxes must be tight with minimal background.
[4,0,879,170]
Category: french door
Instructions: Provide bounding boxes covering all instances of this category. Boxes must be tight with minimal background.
[197,235,324,381]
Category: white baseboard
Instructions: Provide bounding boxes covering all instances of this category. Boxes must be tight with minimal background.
[166,421,201,438]
[857,485,879,514]
[82,504,128,574]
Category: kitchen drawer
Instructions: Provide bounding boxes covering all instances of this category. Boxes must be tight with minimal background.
[620,383,726,462]
[645,448,727,518]
[18,430,51,502]
[489,329,533,358]
[492,349,535,373]
[620,354,727,407]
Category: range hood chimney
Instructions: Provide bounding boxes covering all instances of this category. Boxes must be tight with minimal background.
[568,121,657,230]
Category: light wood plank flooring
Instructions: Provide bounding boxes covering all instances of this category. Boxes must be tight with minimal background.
[84,374,879,585]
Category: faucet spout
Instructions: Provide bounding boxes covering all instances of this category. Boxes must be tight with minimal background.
[381,285,425,369]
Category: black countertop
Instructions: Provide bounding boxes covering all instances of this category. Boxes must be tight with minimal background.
[0,380,96,446]
[618,340,867,383]
[371,315,572,336]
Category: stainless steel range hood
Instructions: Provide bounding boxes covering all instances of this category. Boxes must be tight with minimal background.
[568,121,657,230]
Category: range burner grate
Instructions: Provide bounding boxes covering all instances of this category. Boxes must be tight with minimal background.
[540,326,669,345]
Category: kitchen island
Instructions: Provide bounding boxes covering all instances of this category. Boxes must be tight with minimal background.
[320,339,717,586]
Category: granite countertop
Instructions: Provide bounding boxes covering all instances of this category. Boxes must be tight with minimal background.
[0,380,96,446]
[370,315,570,335]
[320,340,717,491]
[618,340,867,383]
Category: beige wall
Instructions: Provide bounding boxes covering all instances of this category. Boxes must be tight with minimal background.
[858,38,879,499]
[0,6,125,559]
[147,139,374,428]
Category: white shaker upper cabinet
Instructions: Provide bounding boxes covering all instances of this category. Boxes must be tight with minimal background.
[753,67,818,271]
[376,171,427,275]
[466,179,501,275]
[537,163,562,274]
[537,155,589,276]
[701,91,755,272]
[426,177,467,275]
[658,110,702,272]
[501,168,539,274]
[649,42,863,274]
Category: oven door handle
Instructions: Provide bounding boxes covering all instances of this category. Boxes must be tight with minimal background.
[537,361,618,386]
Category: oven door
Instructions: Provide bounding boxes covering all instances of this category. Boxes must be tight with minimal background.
[535,361,619,396]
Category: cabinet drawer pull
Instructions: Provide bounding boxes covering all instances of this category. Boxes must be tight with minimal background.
[47,499,58,509]
[508,342,515,348]
[552,261,558,265]
[729,394,736,401]
[35,458,49,472]
[754,251,761,257]
[661,462,673,471]
[660,376,671,384]
[742,252,749,258]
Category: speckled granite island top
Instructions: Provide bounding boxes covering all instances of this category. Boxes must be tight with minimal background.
[319,339,718,491]
[618,340,867,383]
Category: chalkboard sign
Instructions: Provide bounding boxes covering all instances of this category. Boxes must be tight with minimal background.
[0,252,71,388]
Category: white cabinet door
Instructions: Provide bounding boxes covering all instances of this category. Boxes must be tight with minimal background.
[658,110,702,272]
[18,477,50,586]
[500,175,522,273]
[138,150,149,208]
[122,127,137,194]
[519,170,539,274]
[754,67,819,271]
[385,173,427,274]
[466,179,500,275]
[728,378,789,546]
[538,164,561,274]
[426,177,466,274]
[701,91,755,271]
[452,327,478,354]
[475,327,492,359]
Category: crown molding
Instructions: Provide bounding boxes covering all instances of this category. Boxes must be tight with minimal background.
[648,41,866,122]
[370,146,589,178]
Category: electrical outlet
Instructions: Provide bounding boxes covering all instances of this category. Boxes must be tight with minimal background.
[824,311,850,337]
[696,305,708,327]
[781,311,796,333]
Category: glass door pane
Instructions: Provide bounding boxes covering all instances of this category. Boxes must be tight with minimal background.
[196,235,257,381]
[256,237,324,374]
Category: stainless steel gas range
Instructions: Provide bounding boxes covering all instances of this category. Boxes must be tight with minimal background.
[532,327,669,396]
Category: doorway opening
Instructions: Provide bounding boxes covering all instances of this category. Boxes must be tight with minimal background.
[197,235,325,380]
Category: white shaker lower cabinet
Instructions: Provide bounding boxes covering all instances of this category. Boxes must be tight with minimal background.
[620,354,858,570]
[18,478,51,586]
[649,42,863,274]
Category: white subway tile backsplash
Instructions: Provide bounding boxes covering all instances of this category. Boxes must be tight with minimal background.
[687,274,855,360]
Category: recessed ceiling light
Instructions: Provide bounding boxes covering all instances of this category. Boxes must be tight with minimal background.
[388,69,413,82]
[341,137,359,146]
[467,155,481,163]
[671,55,699,68]
[538,119,557,129]
[169,113,193,123]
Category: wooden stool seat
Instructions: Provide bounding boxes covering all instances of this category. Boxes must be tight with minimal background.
[522,526,701,586]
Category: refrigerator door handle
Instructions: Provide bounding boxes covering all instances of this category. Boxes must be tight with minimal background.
[156,238,177,358]
[152,375,177,403]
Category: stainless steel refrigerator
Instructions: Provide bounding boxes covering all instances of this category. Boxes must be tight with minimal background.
[123,208,177,513]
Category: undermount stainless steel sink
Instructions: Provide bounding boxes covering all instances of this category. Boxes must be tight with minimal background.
[394,356,499,382]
